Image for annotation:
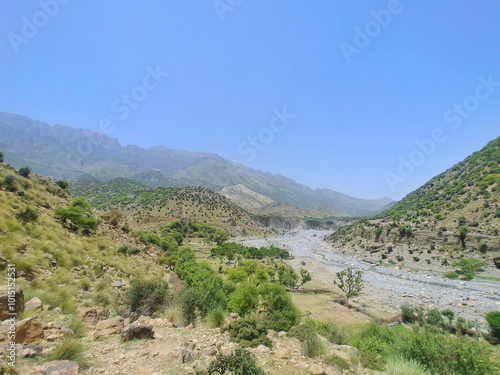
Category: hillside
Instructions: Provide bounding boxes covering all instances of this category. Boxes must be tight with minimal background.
[71,177,271,236]
[0,112,393,216]
[327,136,500,275]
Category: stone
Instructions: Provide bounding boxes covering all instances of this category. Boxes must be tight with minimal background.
[0,285,24,320]
[275,348,292,359]
[202,348,217,356]
[114,281,123,288]
[94,316,124,339]
[76,306,110,326]
[25,297,43,311]
[309,364,325,375]
[15,316,44,344]
[42,360,79,375]
[266,329,279,340]
[18,348,38,358]
[180,349,193,364]
[278,331,287,338]
[325,366,343,375]
[120,324,154,341]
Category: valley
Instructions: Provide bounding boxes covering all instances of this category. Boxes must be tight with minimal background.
[240,230,500,322]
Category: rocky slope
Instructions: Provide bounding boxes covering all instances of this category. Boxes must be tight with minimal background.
[0,112,394,216]
[327,136,500,274]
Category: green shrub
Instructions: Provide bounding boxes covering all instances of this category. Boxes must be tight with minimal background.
[225,316,271,348]
[196,348,264,375]
[313,320,349,345]
[324,355,350,370]
[55,197,97,233]
[444,271,459,279]
[288,322,316,342]
[50,337,91,368]
[117,246,128,254]
[207,307,227,328]
[18,166,31,178]
[384,355,428,375]
[485,311,500,339]
[15,206,39,225]
[302,332,325,358]
[400,326,496,374]
[124,277,170,319]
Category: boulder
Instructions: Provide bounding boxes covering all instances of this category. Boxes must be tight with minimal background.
[0,285,24,320]
[309,364,326,375]
[25,297,43,311]
[275,348,291,359]
[77,306,110,326]
[120,324,154,341]
[15,316,44,344]
[325,366,344,375]
[42,360,79,375]
[266,330,279,340]
[94,316,124,339]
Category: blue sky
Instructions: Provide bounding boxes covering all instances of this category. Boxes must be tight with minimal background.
[1,1,499,200]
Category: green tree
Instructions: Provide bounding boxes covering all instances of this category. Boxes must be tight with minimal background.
[3,175,17,191]
[124,277,170,319]
[15,207,39,225]
[334,267,363,306]
[18,166,31,178]
[277,266,299,288]
[459,226,468,248]
[485,311,500,339]
[56,180,69,190]
[55,197,97,233]
[451,258,486,280]
[0,151,3,163]
[300,269,312,286]
[228,282,258,316]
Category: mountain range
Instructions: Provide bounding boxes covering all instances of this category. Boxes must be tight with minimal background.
[0,112,394,217]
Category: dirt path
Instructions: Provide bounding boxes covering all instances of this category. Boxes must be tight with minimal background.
[239,230,500,324]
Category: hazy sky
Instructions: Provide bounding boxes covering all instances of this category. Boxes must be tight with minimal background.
[1,1,499,200]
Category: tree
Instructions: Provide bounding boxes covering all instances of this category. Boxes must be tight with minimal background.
[3,175,17,191]
[485,311,500,339]
[15,207,39,225]
[333,267,363,306]
[451,258,486,280]
[458,226,468,248]
[0,151,3,163]
[300,269,312,286]
[18,166,31,178]
[277,266,298,288]
[56,180,69,190]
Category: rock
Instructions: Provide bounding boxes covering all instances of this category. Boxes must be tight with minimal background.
[0,285,24,320]
[15,316,44,344]
[309,364,326,375]
[180,349,193,364]
[135,315,151,324]
[120,324,154,341]
[266,330,279,340]
[225,313,240,325]
[94,316,124,339]
[114,281,123,288]
[25,297,43,311]
[329,344,359,362]
[77,306,110,326]
[18,348,38,358]
[42,360,79,375]
[278,331,287,338]
[325,366,343,375]
[275,348,291,359]
[202,348,217,356]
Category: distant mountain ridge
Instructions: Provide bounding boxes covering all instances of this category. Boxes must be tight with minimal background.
[0,112,393,216]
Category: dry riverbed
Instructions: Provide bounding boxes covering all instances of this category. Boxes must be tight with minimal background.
[239,230,500,325]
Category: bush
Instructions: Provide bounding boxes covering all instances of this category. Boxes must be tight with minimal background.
[56,180,69,190]
[0,151,3,163]
[485,311,500,339]
[50,337,91,369]
[302,332,325,358]
[444,271,459,279]
[400,326,496,374]
[225,316,271,348]
[15,206,39,225]
[196,348,264,375]
[124,278,170,319]
[288,322,316,342]
[55,197,97,233]
[260,282,299,332]
[324,355,350,370]
[18,166,31,178]
[207,307,227,328]
[3,175,17,191]
[384,355,428,375]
